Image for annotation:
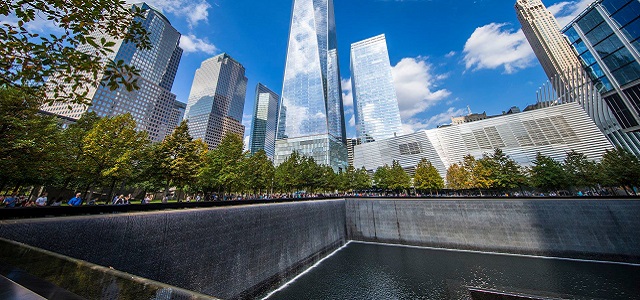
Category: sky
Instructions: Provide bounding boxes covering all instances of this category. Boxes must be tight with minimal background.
[5,0,597,144]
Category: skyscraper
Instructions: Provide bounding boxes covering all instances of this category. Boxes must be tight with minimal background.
[185,53,248,149]
[42,2,183,142]
[275,0,348,171]
[350,34,403,144]
[166,100,186,136]
[562,0,640,132]
[250,84,280,159]
[515,0,582,81]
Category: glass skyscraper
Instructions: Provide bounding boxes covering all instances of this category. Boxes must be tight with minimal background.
[42,2,183,142]
[562,0,640,132]
[275,0,348,171]
[350,34,403,144]
[250,83,280,159]
[185,53,248,149]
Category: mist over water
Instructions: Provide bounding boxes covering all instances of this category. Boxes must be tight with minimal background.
[267,242,640,300]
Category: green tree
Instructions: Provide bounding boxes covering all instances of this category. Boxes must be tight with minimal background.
[155,121,208,197]
[529,153,569,193]
[599,147,640,195]
[199,133,244,194]
[413,158,444,194]
[373,164,391,190]
[563,150,599,191]
[353,167,372,191]
[486,148,526,191]
[387,160,411,192]
[82,113,149,200]
[245,150,275,194]
[2,1,151,104]
[274,151,303,193]
[55,112,101,192]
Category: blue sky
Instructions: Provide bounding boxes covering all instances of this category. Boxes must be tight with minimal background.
[6,0,596,142]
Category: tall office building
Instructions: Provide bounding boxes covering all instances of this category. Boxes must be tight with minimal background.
[166,100,186,136]
[185,53,248,149]
[249,84,280,159]
[345,138,361,167]
[515,0,582,81]
[275,0,348,171]
[562,0,640,132]
[42,3,183,142]
[350,34,403,144]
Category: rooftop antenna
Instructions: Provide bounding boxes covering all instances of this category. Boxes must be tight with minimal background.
[467,105,472,115]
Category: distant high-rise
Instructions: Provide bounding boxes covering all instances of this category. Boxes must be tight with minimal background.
[275,0,348,171]
[166,100,186,136]
[42,3,183,142]
[250,84,280,159]
[350,34,403,144]
[562,0,640,132]
[515,0,582,81]
[185,53,248,149]
[346,138,361,167]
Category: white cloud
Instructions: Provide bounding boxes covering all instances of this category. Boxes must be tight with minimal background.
[133,0,212,28]
[402,107,467,133]
[462,0,595,74]
[548,0,595,28]
[445,51,457,58]
[349,114,355,127]
[463,23,535,74]
[0,14,61,33]
[180,34,217,54]
[341,78,353,107]
[392,57,451,119]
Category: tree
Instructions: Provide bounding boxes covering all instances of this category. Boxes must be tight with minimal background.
[2,1,151,104]
[353,167,372,191]
[446,163,470,190]
[55,112,101,192]
[82,113,149,200]
[153,121,207,197]
[387,160,411,192]
[563,150,599,191]
[274,151,302,193]
[463,154,494,192]
[599,147,640,195]
[414,158,444,194]
[0,87,66,192]
[373,164,391,190]
[245,150,275,194]
[529,153,569,193]
[486,148,526,191]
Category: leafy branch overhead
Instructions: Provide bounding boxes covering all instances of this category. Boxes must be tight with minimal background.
[1,0,150,104]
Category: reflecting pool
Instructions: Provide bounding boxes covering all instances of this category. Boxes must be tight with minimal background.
[266,242,640,300]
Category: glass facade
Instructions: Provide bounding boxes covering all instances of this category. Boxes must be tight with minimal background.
[562,0,640,131]
[42,3,183,142]
[185,53,248,149]
[276,0,347,171]
[350,34,403,143]
[249,84,280,159]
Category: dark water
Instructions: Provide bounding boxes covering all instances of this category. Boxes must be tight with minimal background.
[266,242,640,300]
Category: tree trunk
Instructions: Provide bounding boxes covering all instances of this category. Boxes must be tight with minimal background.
[11,183,21,195]
[107,179,117,204]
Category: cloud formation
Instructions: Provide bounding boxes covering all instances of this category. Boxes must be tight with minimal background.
[180,34,217,54]
[462,0,594,73]
[391,57,451,119]
[402,107,467,133]
[341,78,353,107]
[140,0,211,28]
[463,23,535,73]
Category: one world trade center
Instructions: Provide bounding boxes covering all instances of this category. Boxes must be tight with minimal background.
[274,0,348,171]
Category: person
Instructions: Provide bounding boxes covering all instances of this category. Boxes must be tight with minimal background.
[35,192,48,207]
[114,195,124,205]
[2,194,17,208]
[142,194,151,204]
[68,193,82,206]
